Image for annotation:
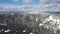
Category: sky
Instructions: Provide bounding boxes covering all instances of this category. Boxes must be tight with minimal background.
[0,0,60,11]
[0,0,40,6]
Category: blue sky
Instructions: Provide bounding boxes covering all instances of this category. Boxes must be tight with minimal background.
[0,0,40,6]
[0,0,24,6]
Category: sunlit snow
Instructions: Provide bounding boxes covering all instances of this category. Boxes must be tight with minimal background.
[39,23,44,26]
[29,32,34,34]
[39,15,60,33]
[23,30,27,32]
[28,11,39,14]
[36,18,38,22]
[4,29,11,33]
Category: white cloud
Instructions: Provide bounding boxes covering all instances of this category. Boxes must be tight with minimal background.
[41,0,60,4]
[0,0,60,11]
[23,0,32,5]
[0,5,59,11]
[0,5,24,11]
[12,0,20,2]
[40,0,60,8]
[0,5,41,11]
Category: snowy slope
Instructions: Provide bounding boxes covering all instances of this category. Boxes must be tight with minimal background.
[39,15,60,33]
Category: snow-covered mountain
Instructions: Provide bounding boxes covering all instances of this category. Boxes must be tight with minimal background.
[39,15,60,33]
[0,11,60,34]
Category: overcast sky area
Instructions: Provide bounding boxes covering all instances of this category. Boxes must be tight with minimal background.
[0,0,60,11]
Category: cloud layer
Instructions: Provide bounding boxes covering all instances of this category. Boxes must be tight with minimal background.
[40,0,60,8]
[0,0,60,11]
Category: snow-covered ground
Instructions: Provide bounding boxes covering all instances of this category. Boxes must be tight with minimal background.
[39,15,60,33]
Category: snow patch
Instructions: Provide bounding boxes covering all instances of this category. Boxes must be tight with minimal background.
[4,29,11,33]
[39,23,44,26]
[29,33,34,34]
[23,30,27,32]
[36,18,38,22]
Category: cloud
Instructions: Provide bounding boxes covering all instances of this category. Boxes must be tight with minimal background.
[12,0,20,2]
[41,0,60,4]
[0,5,41,11]
[1,0,60,11]
[0,5,59,11]
[23,0,33,5]
[0,5,23,11]
[40,0,60,8]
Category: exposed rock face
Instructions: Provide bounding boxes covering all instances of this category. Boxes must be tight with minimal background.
[0,11,60,34]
